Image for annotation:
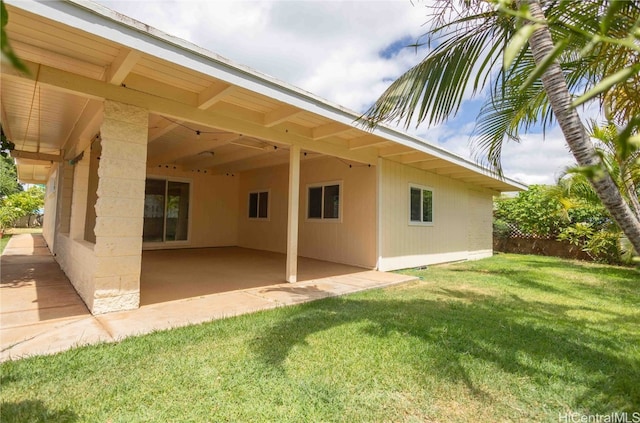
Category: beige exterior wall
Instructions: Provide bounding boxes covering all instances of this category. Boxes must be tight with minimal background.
[238,157,377,268]
[54,144,96,308]
[378,159,495,271]
[467,188,494,260]
[58,162,74,235]
[299,158,377,268]
[143,168,239,249]
[237,165,288,253]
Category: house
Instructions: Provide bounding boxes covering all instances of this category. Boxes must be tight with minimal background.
[1,0,526,315]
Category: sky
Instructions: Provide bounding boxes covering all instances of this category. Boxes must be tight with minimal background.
[95,0,579,185]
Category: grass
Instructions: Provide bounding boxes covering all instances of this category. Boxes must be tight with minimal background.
[0,228,42,254]
[1,254,638,422]
[0,233,10,254]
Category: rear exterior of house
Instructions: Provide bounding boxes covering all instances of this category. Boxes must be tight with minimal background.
[3,0,525,315]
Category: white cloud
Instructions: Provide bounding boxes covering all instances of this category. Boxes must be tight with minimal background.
[98,0,428,111]
[95,0,585,186]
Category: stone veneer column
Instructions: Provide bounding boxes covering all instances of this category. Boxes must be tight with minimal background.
[92,100,148,314]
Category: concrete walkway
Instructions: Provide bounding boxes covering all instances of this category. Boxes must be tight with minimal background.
[1,234,416,361]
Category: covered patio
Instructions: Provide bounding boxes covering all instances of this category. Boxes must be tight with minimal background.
[1,233,416,360]
[1,1,524,316]
[140,247,378,305]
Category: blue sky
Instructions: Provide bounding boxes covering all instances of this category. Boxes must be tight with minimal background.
[95,0,577,185]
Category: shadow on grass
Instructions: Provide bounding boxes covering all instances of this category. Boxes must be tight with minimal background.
[252,286,639,414]
[0,399,78,422]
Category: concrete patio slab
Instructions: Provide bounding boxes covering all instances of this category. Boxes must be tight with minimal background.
[1,233,417,362]
[97,290,280,339]
[1,316,113,359]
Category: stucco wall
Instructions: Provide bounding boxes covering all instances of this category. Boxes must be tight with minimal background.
[378,158,495,271]
[238,157,377,268]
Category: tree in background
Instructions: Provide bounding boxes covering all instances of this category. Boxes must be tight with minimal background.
[585,120,640,220]
[0,185,45,229]
[494,184,631,264]
[0,156,21,198]
[496,120,639,263]
[547,121,640,263]
[363,0,640,254]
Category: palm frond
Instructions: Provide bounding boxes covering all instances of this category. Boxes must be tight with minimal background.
[362,7,514,129]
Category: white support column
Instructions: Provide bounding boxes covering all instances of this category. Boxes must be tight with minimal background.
[286,145,301,283]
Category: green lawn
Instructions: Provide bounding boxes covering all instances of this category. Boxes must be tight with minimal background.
[0,233,10,254]
[1,228,43,254]
[1,254,638,422]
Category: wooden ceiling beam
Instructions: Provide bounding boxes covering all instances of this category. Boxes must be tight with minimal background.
[312,122,351,140]
[399,152,436,164]
[348,135,387,150]
[197,82,235,110]
[378,144,413,157]
[61,98,103,160]
[11,150,62,162]
[263,105,303,127]
[209,150,291,174]
[0,61,383,165]
[108,48,141,84]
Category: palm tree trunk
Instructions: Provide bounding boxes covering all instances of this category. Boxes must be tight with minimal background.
[523,0,640,254]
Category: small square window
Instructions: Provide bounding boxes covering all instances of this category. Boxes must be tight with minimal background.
[307,182,341,220]
[409,184,433,225]
[248,191,269,219]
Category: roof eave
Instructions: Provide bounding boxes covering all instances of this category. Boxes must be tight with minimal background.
[9,0,528,192]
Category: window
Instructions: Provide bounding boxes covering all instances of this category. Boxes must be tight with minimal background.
[409,184,433,225]
[144,178,190,242]
[307,182,341,220]
[248,191,269,219]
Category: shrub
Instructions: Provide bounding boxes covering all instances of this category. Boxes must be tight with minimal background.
[492,219,511,239]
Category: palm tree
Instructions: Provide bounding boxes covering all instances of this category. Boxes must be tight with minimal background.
[591,120,640,220]
[560,120,640,220]
[363,0,640,254]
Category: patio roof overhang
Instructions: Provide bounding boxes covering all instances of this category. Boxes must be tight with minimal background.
[1,0,526,192]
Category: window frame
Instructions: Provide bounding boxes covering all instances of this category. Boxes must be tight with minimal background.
[143,175,192,247]
[248,189,270,221]
[408,183,434,226]
[306,180,343,222]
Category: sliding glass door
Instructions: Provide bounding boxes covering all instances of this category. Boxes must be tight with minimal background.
[143,178,190,243]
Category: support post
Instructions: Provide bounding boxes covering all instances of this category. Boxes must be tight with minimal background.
[286,145,300,283]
